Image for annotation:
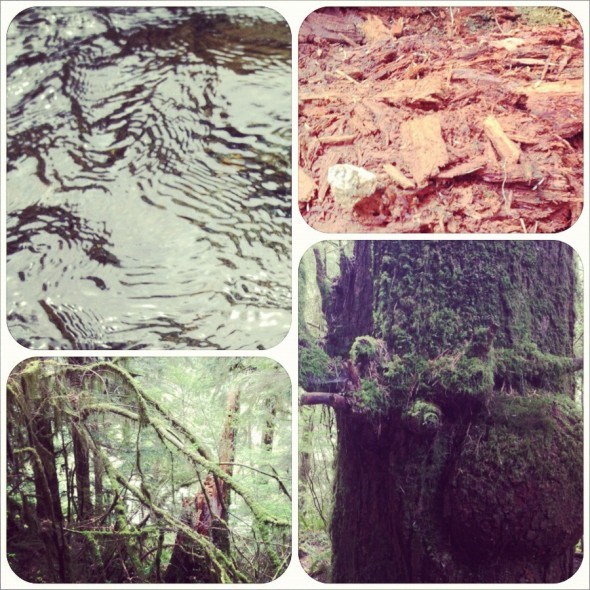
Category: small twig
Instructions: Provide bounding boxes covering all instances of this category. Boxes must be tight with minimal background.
[218,462,291,501]
[501,160,509,208]
[492,9,503,33]
[336,33,357,47]
[335,69,360,85]
[539,54,552,82]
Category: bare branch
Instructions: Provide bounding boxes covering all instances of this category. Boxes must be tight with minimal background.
[300,392,350,411]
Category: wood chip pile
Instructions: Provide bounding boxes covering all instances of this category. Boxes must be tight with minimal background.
[298,7,583,233]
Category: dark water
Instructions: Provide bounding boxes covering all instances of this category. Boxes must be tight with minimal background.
[6,6,291,350]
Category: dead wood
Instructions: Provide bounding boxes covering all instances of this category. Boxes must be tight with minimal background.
[400,114,449,185]
[299,7,583,233]
[483,115,521,164]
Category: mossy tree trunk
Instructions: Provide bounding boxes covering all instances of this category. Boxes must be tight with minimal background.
[164,388,240,582]
[19,361,70,582]
[323,241,582,583]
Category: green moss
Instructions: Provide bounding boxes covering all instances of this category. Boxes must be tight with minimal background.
[356,379,388,415]
[371,242,574,369]
[436,356,494,397]
[449,393,583,560]
[403,399,442,434]
[495,341,574,393]
[324,243,577,417]
[350,336,382,364]
[383,354,405,381]
[299,339,332,385]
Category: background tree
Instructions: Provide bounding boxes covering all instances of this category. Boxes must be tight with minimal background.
[6,357,291,584]
[300,240,583,583]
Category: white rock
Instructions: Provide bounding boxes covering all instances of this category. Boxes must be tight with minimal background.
[327,164,377,209]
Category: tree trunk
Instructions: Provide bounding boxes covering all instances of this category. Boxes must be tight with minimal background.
[21,363,69,582]
[216,388,240,549]
[164,388,240,582]
[68,359,93,520]
[263,397,277,451]
[319,241,582,583]
[93,451,104,514]
[72,425,92,520]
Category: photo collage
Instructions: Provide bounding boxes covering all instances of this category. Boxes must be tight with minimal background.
[1,2,588,588]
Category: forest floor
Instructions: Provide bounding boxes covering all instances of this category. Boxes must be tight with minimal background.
[299,530,331,582]
[298,6,583,233]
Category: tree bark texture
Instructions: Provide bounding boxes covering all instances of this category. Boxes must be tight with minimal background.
[324,241,582,583]
[326,244,374,357]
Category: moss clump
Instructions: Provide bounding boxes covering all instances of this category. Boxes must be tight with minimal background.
[495,341,574,394]
[403,399,442,434]
[299,338,332,388]
[382,354,406,382]
[350,336,382,365]
[356,379,388,415]
[431,355,495,398]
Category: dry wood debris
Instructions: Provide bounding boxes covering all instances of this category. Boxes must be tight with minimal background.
[298,6,583,233]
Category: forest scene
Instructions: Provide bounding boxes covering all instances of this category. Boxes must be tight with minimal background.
[6,357,291,584]
[299,240,583,583]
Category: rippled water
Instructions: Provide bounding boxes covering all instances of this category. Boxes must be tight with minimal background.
[6,6,291,350]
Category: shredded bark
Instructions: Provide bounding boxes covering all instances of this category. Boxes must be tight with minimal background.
[298,6,583,233]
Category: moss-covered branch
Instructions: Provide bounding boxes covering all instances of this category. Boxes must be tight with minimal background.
[73,364,290,531]
[300,392,350,411]
[79,426,248,584]
[67,361,214,460]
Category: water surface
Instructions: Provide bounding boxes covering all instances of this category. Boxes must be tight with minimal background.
[6,6,291,349]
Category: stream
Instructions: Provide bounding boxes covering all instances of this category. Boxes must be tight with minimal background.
[6,6,292,349]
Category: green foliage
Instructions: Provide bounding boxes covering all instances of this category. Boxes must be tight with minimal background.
[299,404,335,582]
[6,358,291,584]
[299,530,331,582]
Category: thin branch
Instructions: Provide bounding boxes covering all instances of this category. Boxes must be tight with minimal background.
[218,463,292,501]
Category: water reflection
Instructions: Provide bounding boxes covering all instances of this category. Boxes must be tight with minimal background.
[6,6,291,349]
